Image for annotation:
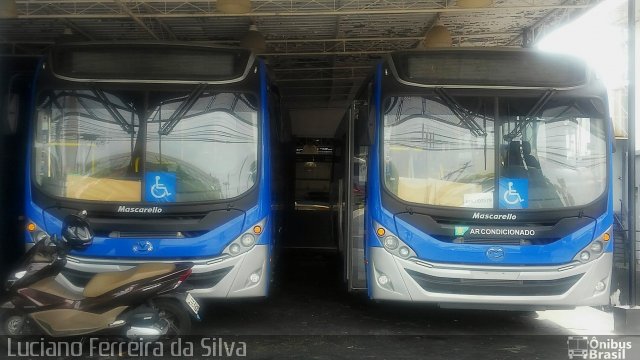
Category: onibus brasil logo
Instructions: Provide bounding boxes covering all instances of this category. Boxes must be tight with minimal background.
[567,336,632,359]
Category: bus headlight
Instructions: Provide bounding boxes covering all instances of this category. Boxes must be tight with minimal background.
[398,246,411,258]
[590,241,603,254]
[229,244,241,255]
[374,222,417,259]
[574,227,611,263]
[223,218,266,257]
[383,236,399,250]
[580,251,590,262]
[241,234,256,247]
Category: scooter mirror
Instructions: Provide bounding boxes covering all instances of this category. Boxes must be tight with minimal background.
[61,214,94,250]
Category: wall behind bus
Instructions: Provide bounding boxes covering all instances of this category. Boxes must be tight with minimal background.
[290,108,346,138]
[0,62,6,286]
[0,57,38,287]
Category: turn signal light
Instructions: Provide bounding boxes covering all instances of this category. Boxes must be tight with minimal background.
[253,225,263,235]
[27,223,36,232]
[602,233,611,241]
[376,228,386,237]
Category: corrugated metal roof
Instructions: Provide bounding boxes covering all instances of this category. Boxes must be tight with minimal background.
[0,0,601,113]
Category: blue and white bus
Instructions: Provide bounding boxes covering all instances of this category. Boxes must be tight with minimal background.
[336,49,613,308]
[24,42,286,299]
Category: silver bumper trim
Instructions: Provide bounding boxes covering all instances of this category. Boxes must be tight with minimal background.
[369,247,613,306]
[61,245,270,299]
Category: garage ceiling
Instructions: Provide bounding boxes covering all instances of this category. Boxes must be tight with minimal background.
[0,0,600,136]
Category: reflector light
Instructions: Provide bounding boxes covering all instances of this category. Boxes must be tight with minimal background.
[177,268,192,284]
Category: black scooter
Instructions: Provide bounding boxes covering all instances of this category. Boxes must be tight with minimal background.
[0,213,199,338]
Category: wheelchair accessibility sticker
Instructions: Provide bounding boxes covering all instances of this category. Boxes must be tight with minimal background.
[499,178,528,209]
[145,172,176,203]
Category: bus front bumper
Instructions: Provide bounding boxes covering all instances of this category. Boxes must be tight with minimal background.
[369,247,612,307]
[60,245,270,299]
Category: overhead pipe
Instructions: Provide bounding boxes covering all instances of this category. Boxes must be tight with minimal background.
[16,5,594,19]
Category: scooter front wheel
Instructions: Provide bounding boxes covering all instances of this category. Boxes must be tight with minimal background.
[0,310,31,337]
[153,299,192,336]
[0,310,33,349]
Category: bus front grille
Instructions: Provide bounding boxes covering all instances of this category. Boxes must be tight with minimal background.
[453,238,533,245]
[405,269,584,296]
[183,267,233,289]
[62,266,233,290]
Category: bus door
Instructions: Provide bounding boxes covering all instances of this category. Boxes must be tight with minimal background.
[343,100,368,291]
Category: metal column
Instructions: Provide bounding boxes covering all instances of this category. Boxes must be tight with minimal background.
[628,0,637,309]
[614,0,640,333]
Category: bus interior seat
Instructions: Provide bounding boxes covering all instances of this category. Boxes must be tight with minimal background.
[507,140,540,169]
[507,141,523,166]
[521,141,540,168]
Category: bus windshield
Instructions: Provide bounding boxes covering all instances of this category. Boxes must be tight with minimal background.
[33,89,259,203]
[383,95,607,210]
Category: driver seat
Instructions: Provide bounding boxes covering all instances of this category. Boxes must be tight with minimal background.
[83,263,176,298]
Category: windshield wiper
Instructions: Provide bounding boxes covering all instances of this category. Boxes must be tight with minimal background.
[503,89,555,141]
[435,88,487,138]
[91,88,134,134]
[159,84,207,136]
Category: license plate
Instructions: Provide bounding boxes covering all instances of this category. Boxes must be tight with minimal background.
[185,293,200,315]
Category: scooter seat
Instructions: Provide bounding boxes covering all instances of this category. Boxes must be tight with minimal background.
[30,277,84,301]
[83,263,176,298]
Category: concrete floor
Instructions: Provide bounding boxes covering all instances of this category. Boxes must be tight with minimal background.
[191,250,631,360]
[0,249,631,360]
